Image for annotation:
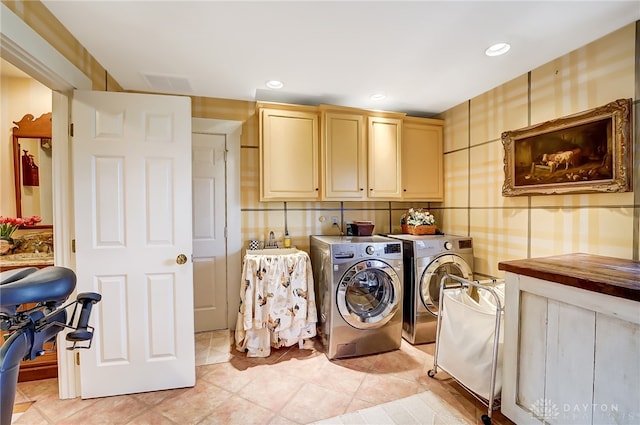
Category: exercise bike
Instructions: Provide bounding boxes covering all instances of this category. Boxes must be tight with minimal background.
[0,266,101,425]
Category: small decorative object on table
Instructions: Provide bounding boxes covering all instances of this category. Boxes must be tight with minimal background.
[346,221,375,236]
[401,208,436,235]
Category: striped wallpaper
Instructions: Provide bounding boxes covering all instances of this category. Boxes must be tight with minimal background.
[439,23,639,277]
[240,23,639,277]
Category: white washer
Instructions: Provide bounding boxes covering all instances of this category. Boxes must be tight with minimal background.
[310,235,403,359]
[388,234,473,345]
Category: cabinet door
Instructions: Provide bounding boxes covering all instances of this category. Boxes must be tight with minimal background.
[322,112,366,199]
[502,273,640,425]
[367,116,402,199]
[402,119,443,200]
[260,108,319,200]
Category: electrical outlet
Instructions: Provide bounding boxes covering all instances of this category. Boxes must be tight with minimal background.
[331,216,339,225]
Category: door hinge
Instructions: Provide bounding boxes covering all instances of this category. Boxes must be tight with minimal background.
[75,352,80,366]
[72,239,76,253]
[70,123,74,137]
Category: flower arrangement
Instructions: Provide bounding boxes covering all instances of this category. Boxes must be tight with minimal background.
[0,215,42,241]
[401,208,436,235]
[403,208,435,226]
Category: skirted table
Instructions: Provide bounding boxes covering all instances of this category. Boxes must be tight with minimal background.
[235,248,317,357]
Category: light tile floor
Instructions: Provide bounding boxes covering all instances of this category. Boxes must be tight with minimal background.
[12,333,515,425]
[195,329,232,366]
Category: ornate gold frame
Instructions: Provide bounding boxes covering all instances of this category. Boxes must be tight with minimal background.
[502,99,632,196]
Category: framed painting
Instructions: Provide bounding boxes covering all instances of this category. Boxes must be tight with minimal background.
[502,98,632,196]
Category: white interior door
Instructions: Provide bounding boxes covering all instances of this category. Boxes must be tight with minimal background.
[72,90,194,398]
[192,133,227,331]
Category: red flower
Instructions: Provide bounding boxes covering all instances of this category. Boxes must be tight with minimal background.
[0,215,42,240]
[23,216,42,226]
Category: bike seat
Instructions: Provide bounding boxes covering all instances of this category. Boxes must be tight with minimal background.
[0,267,39,285]
[0,266,76,310]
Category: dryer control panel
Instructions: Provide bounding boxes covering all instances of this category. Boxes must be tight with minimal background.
[458,239,473,249]
[384,243,402,254]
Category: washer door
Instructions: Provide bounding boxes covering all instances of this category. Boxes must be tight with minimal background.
[420,254,472,316]
[337,260,401,329]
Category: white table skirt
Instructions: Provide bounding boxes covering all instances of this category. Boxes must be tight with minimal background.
[235,249,317,357]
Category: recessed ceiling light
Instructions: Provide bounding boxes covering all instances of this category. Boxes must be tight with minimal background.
[370,93,386,101]
[485,42,511,57]
[266,80,284,89]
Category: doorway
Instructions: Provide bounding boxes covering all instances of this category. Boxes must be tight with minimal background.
[190,120,242,367]
[192,118,242,333]
[192,131,228,331]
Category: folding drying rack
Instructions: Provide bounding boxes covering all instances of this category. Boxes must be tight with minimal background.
[428,273,504,425]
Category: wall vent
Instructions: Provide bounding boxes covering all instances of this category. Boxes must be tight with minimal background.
[142,73,193,93]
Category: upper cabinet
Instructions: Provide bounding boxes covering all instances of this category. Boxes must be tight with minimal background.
[259,104,320,201]
[367,115,404,199]
[402,117,444,201]
[320,106,405,201]
[320,107,366,200]
[258,102,443,202]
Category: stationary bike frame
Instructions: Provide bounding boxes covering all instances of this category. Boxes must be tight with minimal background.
[0,266,101,425]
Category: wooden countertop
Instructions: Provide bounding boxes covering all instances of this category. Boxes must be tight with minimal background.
[498,253,640,302]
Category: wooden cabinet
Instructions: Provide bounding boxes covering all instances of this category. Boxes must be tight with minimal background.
[258,104,320,201]
[259,102,443,202]
[367,115,404,199]
[402,117,444,201]
[320,106,405,201]
[320,108,366,200]
[499,255,640,425]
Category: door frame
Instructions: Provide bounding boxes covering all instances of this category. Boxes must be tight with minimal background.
[192,118,242,329]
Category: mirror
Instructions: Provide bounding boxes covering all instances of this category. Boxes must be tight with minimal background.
[12,113,53,227]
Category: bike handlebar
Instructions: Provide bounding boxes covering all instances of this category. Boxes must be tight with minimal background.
[67,292,102,342]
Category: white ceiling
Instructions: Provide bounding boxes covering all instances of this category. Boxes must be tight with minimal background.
[37,1,640,116]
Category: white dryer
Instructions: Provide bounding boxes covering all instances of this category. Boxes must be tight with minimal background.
[388,234,473,345]
[310,235,403,359]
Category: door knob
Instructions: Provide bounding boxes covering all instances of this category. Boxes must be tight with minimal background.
[176,254,188,265]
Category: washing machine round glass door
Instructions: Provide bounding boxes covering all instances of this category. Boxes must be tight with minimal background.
[337,260,401,329]
[420,254,471,316]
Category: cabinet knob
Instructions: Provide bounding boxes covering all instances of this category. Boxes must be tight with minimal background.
[360,188,364,191]
[403,189,407,192]
[315,188,319,191]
